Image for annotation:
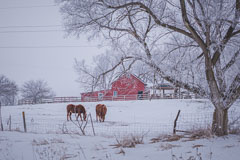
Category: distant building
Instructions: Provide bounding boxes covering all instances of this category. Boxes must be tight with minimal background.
[81,73,147,101]
[148,83,177,99]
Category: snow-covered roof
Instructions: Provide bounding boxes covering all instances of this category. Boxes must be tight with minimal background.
[114,73,146,85]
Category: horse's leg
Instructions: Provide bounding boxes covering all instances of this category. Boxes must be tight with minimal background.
[102,115,105,122]
[79,113,83,121]
[69,112,72,121]
[76,113,79,121]
[67,112,69,121]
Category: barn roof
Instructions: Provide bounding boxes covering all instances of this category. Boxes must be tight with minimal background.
[81,73,146,95]
[113,73,146,85]
[81,89,110,95]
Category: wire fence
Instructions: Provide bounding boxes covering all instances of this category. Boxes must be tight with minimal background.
[0,111,217,137]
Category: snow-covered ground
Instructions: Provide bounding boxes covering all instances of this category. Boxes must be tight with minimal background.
[0,99,240,160]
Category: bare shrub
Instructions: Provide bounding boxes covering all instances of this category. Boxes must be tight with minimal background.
[32,138,64,146]
[171,147,212,160]
[32,139,68,160]
[224,144,235,148]
[192,144,204,148]
[33,145,67,160]
[110,134,145,148]
[151,134,183,143]
[228,109,240,135]
[152,127,213,143]
[159,143,180,151]
[187,127,213,140]
[111,136,136,148]
[32,139,49,146]
[229,127,240,135]
[59,122,69,134]
[116,148,125,155]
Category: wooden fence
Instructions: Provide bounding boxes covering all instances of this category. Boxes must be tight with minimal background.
[18,97,82,105]
[18,92,197,105]
[82,93,150,102]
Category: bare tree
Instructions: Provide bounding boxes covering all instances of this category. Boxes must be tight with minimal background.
[74,49,140,93]
[75,49,161,92]
[21,80,55,104]
[74,52,115,92]
[57,0,240,136]
[0,75,18,105]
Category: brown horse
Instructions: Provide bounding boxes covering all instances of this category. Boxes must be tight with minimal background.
[67,104,87,121]
[96,104,107,122]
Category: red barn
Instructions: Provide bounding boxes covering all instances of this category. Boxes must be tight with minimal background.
[81,73,147,101]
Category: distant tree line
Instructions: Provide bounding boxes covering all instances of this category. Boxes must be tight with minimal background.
[0,75,55,106]
[0,75,18,105]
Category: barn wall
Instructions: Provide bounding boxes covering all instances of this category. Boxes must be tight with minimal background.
[111,74,145,95]
[81,74,146,101]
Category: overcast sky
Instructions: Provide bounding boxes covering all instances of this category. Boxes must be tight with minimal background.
[0,0,107,97]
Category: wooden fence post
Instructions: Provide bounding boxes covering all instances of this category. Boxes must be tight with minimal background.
[8,115,11,131]
[0,102,3,131]
[173,110,181,135]
[22,111,27,132]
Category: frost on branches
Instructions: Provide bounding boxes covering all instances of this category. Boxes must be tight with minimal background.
[57,0,240,136]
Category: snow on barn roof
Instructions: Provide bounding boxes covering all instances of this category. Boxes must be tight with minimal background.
[113,73,146,85]
[81,73,146,95]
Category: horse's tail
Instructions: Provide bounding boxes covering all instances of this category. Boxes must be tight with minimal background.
[101,104,107,122]
[82,106,86,114]
[67,104,75,121]
[100,104,104,117]
[100,104,107,116]
[82,106,86,117]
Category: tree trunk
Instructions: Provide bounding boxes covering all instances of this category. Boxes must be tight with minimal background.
[212,108,228,136]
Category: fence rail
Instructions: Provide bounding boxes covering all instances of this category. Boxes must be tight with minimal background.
[18,97,82,105]
[18,93,198,105]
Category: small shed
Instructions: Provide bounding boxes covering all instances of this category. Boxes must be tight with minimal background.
[149,83,176,98]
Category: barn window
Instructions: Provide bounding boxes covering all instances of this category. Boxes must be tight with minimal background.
[113,91,118,97]
[98,93,103,100]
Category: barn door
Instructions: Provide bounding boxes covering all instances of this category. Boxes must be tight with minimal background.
[137,91,143,100]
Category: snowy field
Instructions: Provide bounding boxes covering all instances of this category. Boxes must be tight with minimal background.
[0,99,240,160]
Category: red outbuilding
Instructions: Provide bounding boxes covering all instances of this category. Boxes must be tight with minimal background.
[81,73,147,101]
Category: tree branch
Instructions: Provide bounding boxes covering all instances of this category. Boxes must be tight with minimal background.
[224,73,240,108]
[211,0,240,65]
[222,49,240,72]
[179,0,207,54]
[100,1,194,39]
